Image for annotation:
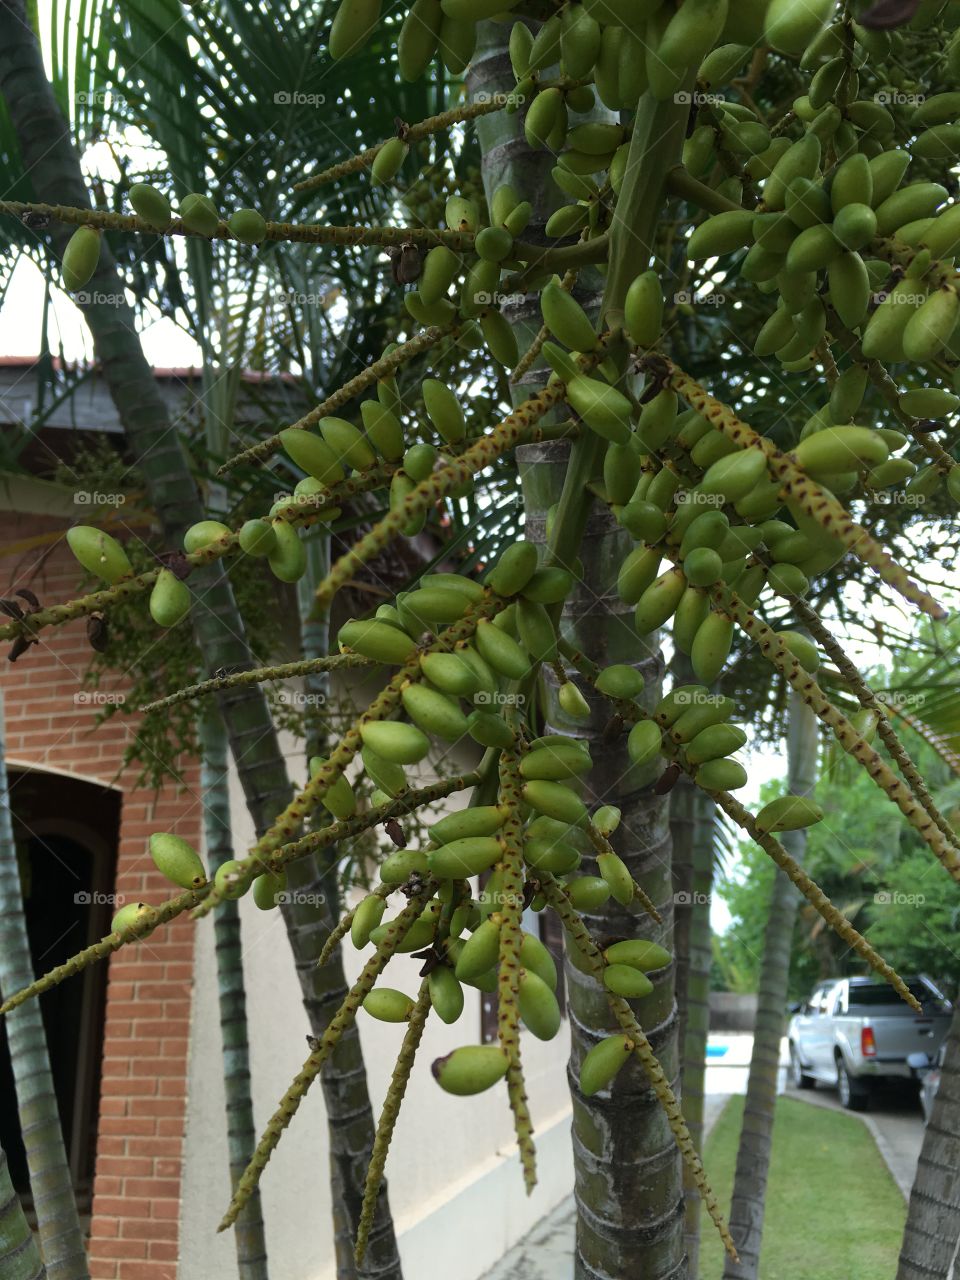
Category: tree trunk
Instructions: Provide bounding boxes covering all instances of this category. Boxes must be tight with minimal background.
[0,695,89,1280]
[0,1141,46,1280]
[897,1003,960,1279]
[0,6,402,1271]
[722,690,819,1279]
[200,711,270,1280]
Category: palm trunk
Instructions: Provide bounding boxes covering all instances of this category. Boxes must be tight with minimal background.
[0,1141,45,1280]
[296,539,402,1280]
[0,695,89,1280]
[897,1004,960,1279]
[671,758,716,1276]
[200,711,270,1280]
[0,6,402,1270]
[722,689,819,1279]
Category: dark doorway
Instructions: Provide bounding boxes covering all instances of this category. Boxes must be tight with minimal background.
[0,770,121,1213]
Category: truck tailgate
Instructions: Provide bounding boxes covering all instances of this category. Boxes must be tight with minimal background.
[865,1012,946,1061]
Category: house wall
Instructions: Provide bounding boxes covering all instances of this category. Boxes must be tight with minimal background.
[0,513,201,1280]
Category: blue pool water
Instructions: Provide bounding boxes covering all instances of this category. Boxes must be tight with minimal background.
[706,1045,729,1058]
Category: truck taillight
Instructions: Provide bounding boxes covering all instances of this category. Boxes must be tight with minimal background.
[861,1027,877,1058]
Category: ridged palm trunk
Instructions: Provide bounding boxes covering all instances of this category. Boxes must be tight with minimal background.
[199,711,269,1280]
[468,29,694,1276]
[671,759,715,1276]
[897,1003,960,1279]
[0,697,89,1280]
[0,7,401,1271]
[0,1141,45,1280]
[722,690,819,1279]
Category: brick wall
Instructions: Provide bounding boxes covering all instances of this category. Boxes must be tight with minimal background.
[1,513,201,1280]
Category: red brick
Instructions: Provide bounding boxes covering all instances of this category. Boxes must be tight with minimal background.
[147,1242,178,1263]
[89,1237,147,1260]
[120,1218,177,1242]
[122,1178,179,1199]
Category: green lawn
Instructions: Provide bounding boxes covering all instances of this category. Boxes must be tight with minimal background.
[699,1096,906,1280]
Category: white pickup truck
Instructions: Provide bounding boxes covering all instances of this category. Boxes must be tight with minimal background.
[787,974,952,1110]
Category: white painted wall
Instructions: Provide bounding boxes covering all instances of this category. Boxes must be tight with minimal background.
[180,718,574,1280]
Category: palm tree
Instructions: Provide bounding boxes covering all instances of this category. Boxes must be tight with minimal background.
[0,694,89,1280]
[0,1137,46,1280]
[723,684,819,1280]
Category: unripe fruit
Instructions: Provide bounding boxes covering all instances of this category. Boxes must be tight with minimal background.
[429,966,465,1024]
[149,833,206,889]
[627,719,662,768]
[755,794,824,834]
[701,447,768,502]
[401,683,469,741]
[522,779,588,826]
[828,251,871,329]
[149,568,191,628]
[129,183,173,230]
[518,968,562,1040]
[467,710,515,750]
[795,426,888,476]
[280,428,344,485]
[566,875,611,911]
[309,756,357,820]
[419,650,480,697]
[603,963,653,998]
[521,743,591,781]
[360,719,430,765]
[320,417,376,470]
[112,901,154,934]
[765,0,834,55]
[480,309,519,369]
[900,388,959,417]
[778,629,820,672]
[339,618,415,664]
[691,611,734,684]
[432,1045,509,1095]
[180,193,219,236]
[542,280,598,352]
[62,225,101,291]
[634,567,685,634]
[352,893,387,948]
[475,620,530,679]
[455,916,502,980]
[596,664,645,700]
[684,723,746,766]
[687,209,754,259]
[605,939,671,971]
[524,837,580,874]
[565,376,632,444]
[580,1034,633,1096]
[695,758,748,791]
[214,859,249,900]
[597,851,634,907]
[903,287,960,363]
[430,806,505,844]
[66,526,132,583]
[253,871,286,911]
[487,540,539,596]
[364,988,415,1022]
[558,681,591,720]
[429,836,503,879]
[268,521,306,582]
[422,378,466,443]
[683,547,723,588]
[617,545,661,605]
[229,208,267,244]
[519,931,558,991]
[329,0,382,58]
[238,518,277,557]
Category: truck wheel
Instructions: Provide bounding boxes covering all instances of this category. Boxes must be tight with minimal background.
[789,1043,816,1090]
[837,1057,870,1111]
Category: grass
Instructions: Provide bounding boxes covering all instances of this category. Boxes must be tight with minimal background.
[699,1096,907,1280]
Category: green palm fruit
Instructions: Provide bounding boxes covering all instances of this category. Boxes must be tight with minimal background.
[768,563,810,597]
[454,917,502,980]
[785,177,831,228]
[565,376,633,444]
[372,136,409,186]
[518,968,562,1040]
[429,837,503,878]
[695,758,747,791]
[524,86,564,149]
[829,152,872,213]
[899,388,959,417]
[419,245,460,306]
[214,859,249,900]
[795,425,889,475]
[524,838,580,874]
[320,417,376,470]
[522,567,574,605]
[180,193,219,236]
[561,4,602,76]
[420,651,481,697]
[862,280,924,362]
[777,629,819,672]
[763,135,821,211]
[636,390,678,453]
[430,806,505,844]
[433,1044,509,1095]
[516,599,556,661]
[913,126,960,161]
[604,963,654,998]
[352,893,387,947]
[438,13,475,70]
[670,696,735,743]
[596,664,645,699]
[701,447,769,502]
[541,280,597,352]
[521,743,592,781]
[474,620,530,679]
[445,194,480,233]
[429,966,465,1024]
[623,268,664,348]
[267,521,306,583]
[755,794,824,834]
[66,525,132,583]
[379,849,430,885]
[361,744,407,797]
[364,989,415,1022]
[487,540,538,596]
[527,10,562,68]
[112,902,154,934]
[593,806,621,838]
[832,204,877,251]
[61,227,102,294]
[903,286,960,362]
[360,719,430,764]
[229,208,267,245]
[683,548,723,588]
[403,587,469,628]
[339,618,416,663]
[690,611,734,684]
[627,719,662,768]
[784,223,838,273]
[684,722,746,765]
[765,0,834,54]
[687,209,755,260]
[329,0,382,58]
[605,939,671,972]
[252,871,286,911]
[679,510,728,558]
[398,0,442,78]
[754,213,798,254]
[558,682,591,720]
[149,568,190,628]
[237,518,277,558]
[922,204,960,258]
[149,833,206,889]
[509,19,533,75]
[518,933,558,992]
[827,252,871,330]
[875,182,947,237]
[545,205,590,239]
[475,227,513,264]
[399,444,435,485]
[467,710,515,749]
[565,875,611,911]
[672,587,710,656]
[617,545,661,604]
[522,779,588,826]
[755,306,796,357]
[280,428,344,485]
[359,400,404,461]
[827,366,867,422]
[182,520,231,553]
[867,149,911,207]
[129,183,172,230]
[595,851,633,907]
[308,756,357,820]
[580,1034,633,1096]
[657,685,710,725]
[421,378,466,444]
[618,500,667,543]
[866,458,916,488]
[634,567,686,634]
[480,309,519,368]
[401,683,469,741]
